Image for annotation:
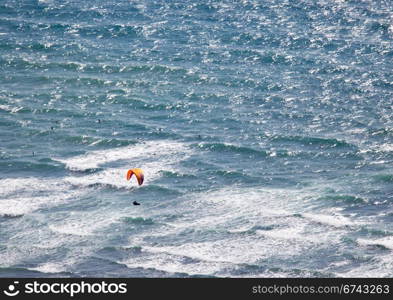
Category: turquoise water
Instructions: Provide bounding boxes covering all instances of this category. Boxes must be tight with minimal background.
[1,0,393,277]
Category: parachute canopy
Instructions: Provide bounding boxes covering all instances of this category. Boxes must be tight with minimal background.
[126,168,144,186]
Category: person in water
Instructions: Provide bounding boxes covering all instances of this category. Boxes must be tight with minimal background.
[133,201,140,205]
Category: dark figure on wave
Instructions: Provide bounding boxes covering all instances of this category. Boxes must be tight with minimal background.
[133,201,140,206]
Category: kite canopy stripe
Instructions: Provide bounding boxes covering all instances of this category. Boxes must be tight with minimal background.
[126,168,144,185]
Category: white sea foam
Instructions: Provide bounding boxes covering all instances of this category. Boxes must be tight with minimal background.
[0,197,48,216]
[260,225,308,241]
[49,216,116,236]
[1,172,361,276]
[360,143,393,155]
[121,248,232,276]
[0,177,53,197]
[333,251,393,277]
[54,140,190,171]
[121,186,356,275]
[357,237,393,250]
[28,262,67,274]
[0,177,77,216]
[379,144,393,152]
[0,104,24,113]
[302,212,355,228]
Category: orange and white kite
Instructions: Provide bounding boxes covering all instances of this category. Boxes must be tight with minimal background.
[126,168,144,186]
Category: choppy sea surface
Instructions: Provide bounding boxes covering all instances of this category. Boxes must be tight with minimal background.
[1,0,393,277]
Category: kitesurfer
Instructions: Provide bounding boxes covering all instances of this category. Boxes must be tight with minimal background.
[127,168,144,206]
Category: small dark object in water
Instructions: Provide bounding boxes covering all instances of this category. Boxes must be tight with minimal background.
[133,201,140,206]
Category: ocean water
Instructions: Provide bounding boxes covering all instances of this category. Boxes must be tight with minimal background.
[0,0,393,278]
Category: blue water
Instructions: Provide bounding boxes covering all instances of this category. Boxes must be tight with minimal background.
[1,0,393,277]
